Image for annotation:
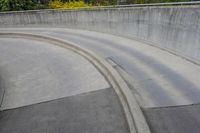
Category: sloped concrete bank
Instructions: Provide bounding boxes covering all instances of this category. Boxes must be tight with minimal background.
[0,6,200,64]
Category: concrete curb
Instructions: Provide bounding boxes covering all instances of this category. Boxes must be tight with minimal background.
[0,32,151,133]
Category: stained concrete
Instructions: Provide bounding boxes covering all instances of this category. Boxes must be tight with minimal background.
[0,37,109,110]
[0,6,200,64]
[144,104,200,133]
[0,88,130,133]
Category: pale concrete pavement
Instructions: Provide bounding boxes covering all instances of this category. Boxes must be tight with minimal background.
[1,28,200,133]
[3,28,199,108]
[0,37,109,110]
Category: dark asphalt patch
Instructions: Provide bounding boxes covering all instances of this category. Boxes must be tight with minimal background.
[144,104,200,133]
[0,88,129,133]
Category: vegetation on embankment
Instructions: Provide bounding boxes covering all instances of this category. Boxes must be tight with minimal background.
[48,0,91,9]
[0,0,195,11]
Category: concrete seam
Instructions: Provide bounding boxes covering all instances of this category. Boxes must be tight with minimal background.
[0,78,5,110]
[1,87,112,112]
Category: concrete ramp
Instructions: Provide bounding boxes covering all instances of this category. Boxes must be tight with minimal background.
[0,35,133,133]
[0,4,200,133]
[0,37,109,110]
[0,28,198,133]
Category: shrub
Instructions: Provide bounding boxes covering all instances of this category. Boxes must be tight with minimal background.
[48,0,63,8]
[63,1,89,8]
[48,0,90,8]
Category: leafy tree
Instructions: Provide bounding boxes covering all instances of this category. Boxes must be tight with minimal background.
[0,0,36,11]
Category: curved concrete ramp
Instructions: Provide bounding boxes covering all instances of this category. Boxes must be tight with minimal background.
[0,26,200,133]
[0,37,109,110]
[0,5,200,133]
[5,28,200,108]
[0,36,133,133]
[1,28,200,133]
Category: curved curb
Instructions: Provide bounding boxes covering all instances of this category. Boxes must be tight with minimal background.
[0,32,151,133]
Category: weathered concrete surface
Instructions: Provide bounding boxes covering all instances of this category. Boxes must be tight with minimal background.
[0,88,130,133]
[144,104,200,133]
[2,28,200,132]
[4,28,200,108]
[0,32,151,133]
[0,6,200,64]
[0,6,200,132]
[0,37,109,110]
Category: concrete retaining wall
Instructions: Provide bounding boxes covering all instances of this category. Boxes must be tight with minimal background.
[0,6,200,63]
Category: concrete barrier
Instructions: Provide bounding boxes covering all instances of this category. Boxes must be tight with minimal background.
[0,6,200,63]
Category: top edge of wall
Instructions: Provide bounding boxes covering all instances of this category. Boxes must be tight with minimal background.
[0,2,200,14]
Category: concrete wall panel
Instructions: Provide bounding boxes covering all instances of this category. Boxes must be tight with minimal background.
[0,6,200,63]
